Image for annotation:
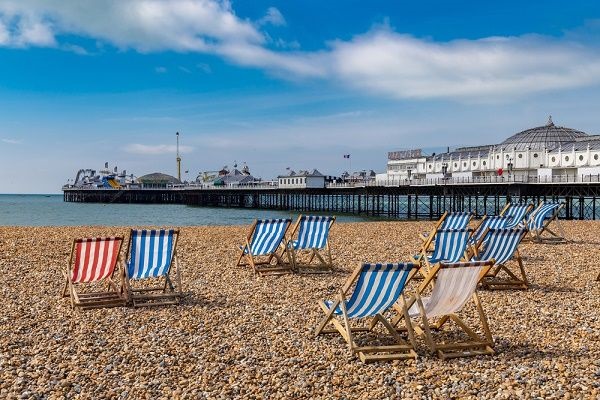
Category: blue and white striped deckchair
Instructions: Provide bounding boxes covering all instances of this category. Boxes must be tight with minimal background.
[527,202,566,242]
[237,218,292,275]
[287,215,335,272]
[469,216,511,246]
[419,212,473,251]
[419,229,472,271]
[316,263,418,363]
[472,228,528,289]
[501,203,533,229]
[124,229,182,307]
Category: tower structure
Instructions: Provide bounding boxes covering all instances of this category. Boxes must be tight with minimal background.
[176,131,181,182]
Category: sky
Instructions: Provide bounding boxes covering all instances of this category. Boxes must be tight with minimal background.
[1,0,600,193]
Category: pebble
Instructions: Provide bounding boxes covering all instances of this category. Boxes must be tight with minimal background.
[0,222,599,398]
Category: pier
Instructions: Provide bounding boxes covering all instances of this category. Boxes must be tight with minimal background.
[63,181,600,220]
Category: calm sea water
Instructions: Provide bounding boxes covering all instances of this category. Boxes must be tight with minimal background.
[0,194,369,226]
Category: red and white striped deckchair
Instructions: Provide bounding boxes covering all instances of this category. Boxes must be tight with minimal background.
[62,236,126,309]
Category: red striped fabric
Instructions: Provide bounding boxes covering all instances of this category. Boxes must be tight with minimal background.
[72,237,122,283]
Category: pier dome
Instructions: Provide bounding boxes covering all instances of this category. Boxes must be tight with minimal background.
[137,172,181,185]
[500,116,588,151]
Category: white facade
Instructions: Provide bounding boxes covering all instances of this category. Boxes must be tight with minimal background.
[278,169,325,188]
[377,118,600,185]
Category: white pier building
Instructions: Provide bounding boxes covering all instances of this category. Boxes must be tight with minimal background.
[377,117,600,185]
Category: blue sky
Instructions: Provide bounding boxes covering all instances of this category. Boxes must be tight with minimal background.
[1,0,600,193]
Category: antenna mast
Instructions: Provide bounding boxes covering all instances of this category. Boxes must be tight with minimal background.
[176,132,181,182]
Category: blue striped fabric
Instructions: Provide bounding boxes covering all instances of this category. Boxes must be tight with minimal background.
[291,215,334,250]
[326,263,414,318]
[127,229,175,279]
[504,204,532,229]
[428,229,472,264]
[473,228,526,265]
[440,212,471,230]
[529,203,560,231]
[469,216,510,245]
[247,219,291,256]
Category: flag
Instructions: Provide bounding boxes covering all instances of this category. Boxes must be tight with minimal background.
[343,154,350,159]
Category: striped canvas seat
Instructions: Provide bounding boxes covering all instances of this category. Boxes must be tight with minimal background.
[474,228,526,265]
[427,229,472,265]
[405,261,495,359]
[325,263,414,318]
[440,212,472,230]
[127,229,175,279]
[71,237,122,283]
[290,216,334,250]
[472,228,528,290]
[317,262,418,363]
[123,229,182,307]
[528,203,560,232]
[469,216,510,245]
[62,236,126,309]
[503,204,532,229]
[244,219,290,255]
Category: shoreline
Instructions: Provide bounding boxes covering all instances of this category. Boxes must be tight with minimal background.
[1,221,599,398]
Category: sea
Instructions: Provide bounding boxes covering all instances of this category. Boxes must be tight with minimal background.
[0,194,370,226]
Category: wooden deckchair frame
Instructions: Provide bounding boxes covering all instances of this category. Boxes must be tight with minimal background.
[527,202,567,243]
[472,228,528,290]
[287,215,336,273]
[62,237,127,310]
[392,261,495,360]
[418,211,448,244]
[315,263,419,363]
[236,219,293,275]
[123,229,183,307]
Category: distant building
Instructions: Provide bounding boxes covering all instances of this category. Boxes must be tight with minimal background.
[278,169,325,188]
[137,172,181,188]
[377,117,600,184]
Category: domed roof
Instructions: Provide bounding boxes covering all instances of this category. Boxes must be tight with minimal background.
[137,172,181,184]
[500,116,588,151]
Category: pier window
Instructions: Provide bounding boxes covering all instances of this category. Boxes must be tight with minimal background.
[579,155,584,161]
[595,154,599,161]
[565,156,569,162]
[518,154,523,158]
[551,157,556,162]
[533,153,538,158]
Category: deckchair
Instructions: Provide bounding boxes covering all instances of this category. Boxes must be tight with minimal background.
[418,212,472,251]
[237,218,292,275]
[417,229,472,274]
[315,262,419,363]
[501,203,534,229]
[123,229,182,307]
[62,236,126,309]
[468,215,511,247]
[287,215,335,273]
[472,228,528,290]
[526,202,566,243]
[407,260,496,359]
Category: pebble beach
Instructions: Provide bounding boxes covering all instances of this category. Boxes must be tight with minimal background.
[1,221,599,399]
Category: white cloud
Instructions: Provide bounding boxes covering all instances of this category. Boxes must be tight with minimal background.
[1,138,22,144]
[1,1,600,101]
[155,66,167,73]
[124,143,193,155]
[258,7,286,27]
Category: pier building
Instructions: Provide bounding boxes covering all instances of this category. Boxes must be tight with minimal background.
[377,117,600,185]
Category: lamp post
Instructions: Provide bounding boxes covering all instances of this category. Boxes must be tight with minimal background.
[407,169,412,185]
[507,158,514,181]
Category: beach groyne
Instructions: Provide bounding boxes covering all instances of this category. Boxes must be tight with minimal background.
[64,182,600,220]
